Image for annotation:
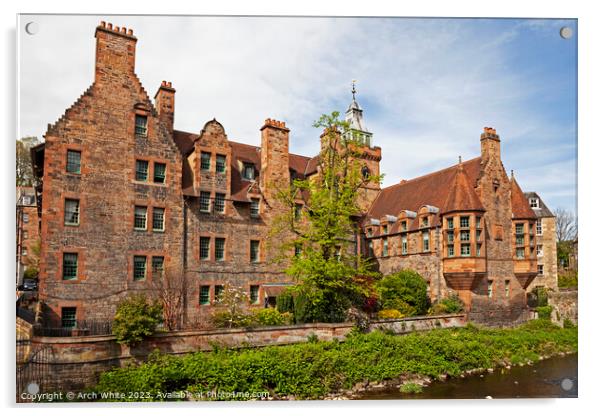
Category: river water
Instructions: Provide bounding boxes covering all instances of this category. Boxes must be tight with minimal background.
[358,353,577,400]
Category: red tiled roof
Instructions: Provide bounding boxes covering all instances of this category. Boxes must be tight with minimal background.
[173,130,196,155]
[511,177,537,219]
[367,157,483,223]
[442,163,485,214]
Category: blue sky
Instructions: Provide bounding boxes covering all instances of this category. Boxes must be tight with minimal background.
[19,15,577,214]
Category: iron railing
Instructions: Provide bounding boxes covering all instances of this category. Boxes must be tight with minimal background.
[33,319,113,337]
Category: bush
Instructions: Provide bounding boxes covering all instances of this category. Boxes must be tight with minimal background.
[532,287,549,307]
[376,270,429,316]
[535,305,553,320]
[293,288,350,324]
[558,271,578,289]
[563,319,576,329]
[429,294,464,315]
[23,267,39,280]
[210,310,253,329]
[377,309,404,320]
[276,289,295,314]
[112,295,163,346]
[252,308,292,326]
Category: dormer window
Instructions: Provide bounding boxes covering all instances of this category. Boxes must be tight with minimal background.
[135,115,148,137]
[243,163,255,180]
[366,227,373,237]
[382,224,388,235]
[421,217,429,228]
[401,220,407,232]
[529,198,540,208]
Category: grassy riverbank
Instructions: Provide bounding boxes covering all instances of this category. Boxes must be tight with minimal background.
[94,319,577,401]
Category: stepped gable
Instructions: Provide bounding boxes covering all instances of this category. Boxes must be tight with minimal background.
[367,157,482,228]
[511,176,537,220]
[441,162,485,214]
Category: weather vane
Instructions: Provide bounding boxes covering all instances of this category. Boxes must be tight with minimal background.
[351,79,357,100]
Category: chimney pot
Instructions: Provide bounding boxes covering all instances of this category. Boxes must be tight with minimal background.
[121,27,127,34]
[127,29,133,35]
[100,21,106,27]
[107,23,113,29]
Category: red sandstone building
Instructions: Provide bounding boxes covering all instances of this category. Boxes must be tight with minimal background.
[31,22,554,327]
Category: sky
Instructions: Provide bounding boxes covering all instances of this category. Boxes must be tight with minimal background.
[18,15,577,214]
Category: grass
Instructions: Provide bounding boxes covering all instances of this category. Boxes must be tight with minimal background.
[399,383,423,394]
[93,319,577,401]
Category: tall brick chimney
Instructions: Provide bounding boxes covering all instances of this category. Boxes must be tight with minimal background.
[94,21,137,84]
[480,126,501,165]
[154,81,176,133]
[260,119,290,204]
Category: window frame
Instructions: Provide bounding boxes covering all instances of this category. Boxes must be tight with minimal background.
[153,162,167,184]
[151,256,164,279]
[135,114,148,137]
[135,159,149,182]
[152,207,165,232]
[214,193,226,214]
[215,154,227,174]
[133,255,147,281]
[460,216,470,228]
[422,230,430,252]
[250,240,260,263]
[200,191,211,213]
[215,238,225,261]
[200,152,211,171]
[61,307,77,328]
[200,237,211,260]
[134,205,148,230]
[460,243,471,257]
[250,285,260,305]
[242,163,255,180]
[199,285,211,305]
[250,198,260,217]
[62,252,78,280]
[64,198,80,226]
[66,149,81,174]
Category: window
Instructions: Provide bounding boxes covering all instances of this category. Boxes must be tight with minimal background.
[294,244,302,257]
[23,213,29,223]
[537,264,544,275]
[135,114,148,137]
[134,206,147,230]
[22,247,28,256]
[447,231,454,244]
[250,198,260,217]
[476,230,482,241]
[243,163,255,180]
[151,256,164,279]
[200,191,211,212]
[66,150,81,174]
[460,216,470,228]
[153,162,166,184]
[200,237,210,260]
[447,217,454,229]
[515,223,524,234]
[383,238,389,257]
[529,198,539,208]
[461,243,471,257]
[447,245,454,257]
[368,241,374,257]
[215,238,225,261]
[150,207,165,231]
[367,227,373,237]
[62,253,78,280]
[61,307,77,328]
[64,199,80,226]
[421,217,429,228]
[401,235,408,255]
[199,285,210,305]
[476,217,482,228]
[250,285,260,304]
[201,152,211,171]
[133,256,147,280]
[214,193,225,213]
[536,219,542,236]
[537,245,543,257]
[516,248,525,259]
[401,221,407,232]
[505,280,510,297]
[250,240,260,263]
[460,230,470,241]
[23,231,28,239]
[382,225,388,235]
[477,244,482,257]
[487,281,493,298]
[294,204,302,221]
[135,160,149,181]
[214,285,224,302]
[216,154,226,173]
[422,231,430,252]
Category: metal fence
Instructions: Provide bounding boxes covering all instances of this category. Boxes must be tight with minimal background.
[33,320,113,337]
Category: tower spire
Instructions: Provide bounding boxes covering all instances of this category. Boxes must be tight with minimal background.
[351,79,357,101]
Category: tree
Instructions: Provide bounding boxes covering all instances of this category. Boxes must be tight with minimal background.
[376,270,429,316]
[211,283,253,328]
[554,208,577,242]
[16,136,41,186]
[112,294,163,346]
[269,111,382,323]
[151,271,187,331]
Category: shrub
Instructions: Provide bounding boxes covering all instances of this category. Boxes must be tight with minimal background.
[112,295,163,346]
[293,288,350,324]
[212,284,251,328]
[376,270,429,316]
[558,271,578,289]
[399,383,423,394]
[429,294,464,315]
[276,289,295,314]
[535,305,553,320]
[252,308,292,326]
[532,287,549,307]
[210,310,253,329]
[377,309,404,320]
[563,319,576,329]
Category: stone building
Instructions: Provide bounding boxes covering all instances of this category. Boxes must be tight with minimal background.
[523,192,558,292]
[31,22,549,327]
[16,186,40,286]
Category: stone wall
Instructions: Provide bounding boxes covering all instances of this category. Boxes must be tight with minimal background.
[548,289,578,325]
[30,314,466,393]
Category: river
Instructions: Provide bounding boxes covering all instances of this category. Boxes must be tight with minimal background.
[358,353,577,400]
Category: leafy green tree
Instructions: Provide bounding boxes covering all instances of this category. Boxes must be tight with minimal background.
[376,270,429,316]
[16,136,41,186]
[112,294,163,346]
[270,111,382,323]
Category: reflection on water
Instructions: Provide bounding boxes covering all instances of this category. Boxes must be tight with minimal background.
[358,353,577,400]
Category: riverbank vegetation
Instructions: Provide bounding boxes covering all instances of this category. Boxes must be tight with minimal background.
[94,319,577,401]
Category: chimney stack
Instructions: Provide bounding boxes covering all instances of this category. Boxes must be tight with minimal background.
[154,81,176,133]
[94,21,138,84]
[480,126,501,164]
[260,119,290,204]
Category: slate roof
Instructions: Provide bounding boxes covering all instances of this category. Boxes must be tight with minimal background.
[523,191,555,218]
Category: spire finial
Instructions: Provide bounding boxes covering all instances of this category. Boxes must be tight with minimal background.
[351,79,357,101]
[458,155,462,164]
[511,169,514,179]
